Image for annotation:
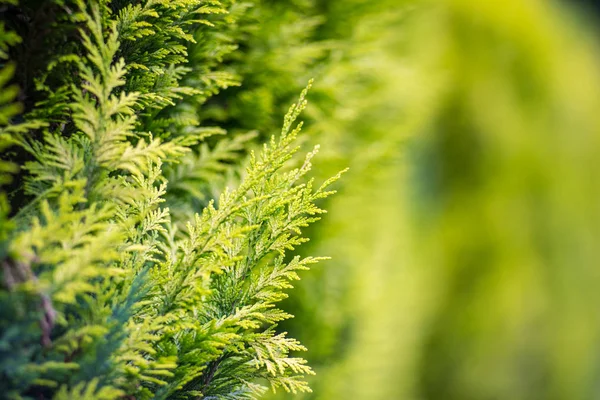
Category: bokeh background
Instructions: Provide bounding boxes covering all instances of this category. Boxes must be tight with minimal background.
[209,0,600,398]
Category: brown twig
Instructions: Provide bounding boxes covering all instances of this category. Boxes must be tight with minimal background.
[2,256,56,347]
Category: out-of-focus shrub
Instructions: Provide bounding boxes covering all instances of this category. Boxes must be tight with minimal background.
[410,1,600,399]
[270,1,600,399]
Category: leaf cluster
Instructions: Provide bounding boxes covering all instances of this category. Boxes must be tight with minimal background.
[0,1,344,399]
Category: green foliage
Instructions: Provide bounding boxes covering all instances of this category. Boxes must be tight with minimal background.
[405,1,600,399]
[261,1,600,400]
[0,0,343,398]
[6,0,600,399]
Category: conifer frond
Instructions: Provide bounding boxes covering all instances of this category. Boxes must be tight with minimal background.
[165,130,257,222]
[0,0,345,398]
[54,379,125,400]
[158,87,345,397]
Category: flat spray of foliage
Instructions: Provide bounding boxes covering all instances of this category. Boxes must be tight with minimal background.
[0,1,345,398]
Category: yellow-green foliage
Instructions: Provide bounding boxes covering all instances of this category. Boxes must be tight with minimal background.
[0,1,344,399]
[271,1,600,400]
[409,1,600,398]
[4,0,600,399]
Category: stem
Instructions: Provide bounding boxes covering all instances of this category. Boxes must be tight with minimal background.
[11,187,52,225]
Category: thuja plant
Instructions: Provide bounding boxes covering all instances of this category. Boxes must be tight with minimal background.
[0,1,344,398]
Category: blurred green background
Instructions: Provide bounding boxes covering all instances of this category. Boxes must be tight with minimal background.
[213,0,600,398]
